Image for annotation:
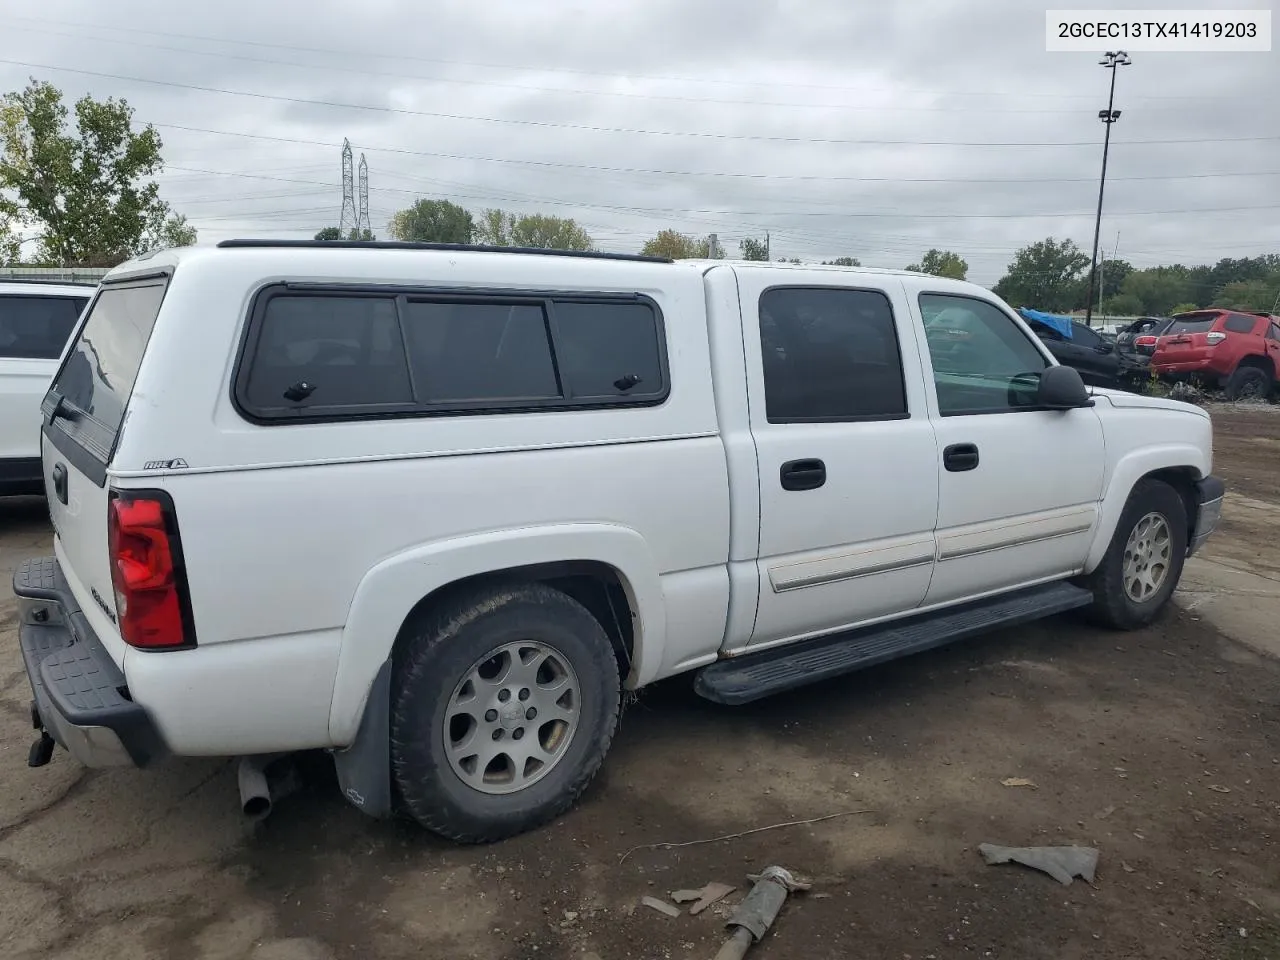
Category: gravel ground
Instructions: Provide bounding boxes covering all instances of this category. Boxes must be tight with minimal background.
[1,403,1278,960]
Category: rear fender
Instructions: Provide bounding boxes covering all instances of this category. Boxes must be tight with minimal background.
[327,522,665,745]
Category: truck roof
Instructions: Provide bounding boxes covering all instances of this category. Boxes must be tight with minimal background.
[101,242,947,290]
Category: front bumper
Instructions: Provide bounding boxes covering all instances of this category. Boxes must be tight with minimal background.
[1188,476,1225,557]
[13,557,167,768]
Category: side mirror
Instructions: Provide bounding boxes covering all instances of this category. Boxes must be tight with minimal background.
[1037,364,1092,409]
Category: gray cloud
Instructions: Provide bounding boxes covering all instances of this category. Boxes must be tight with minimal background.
[1,0,1275,284]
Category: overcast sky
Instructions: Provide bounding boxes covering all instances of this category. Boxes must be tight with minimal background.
[0,0,1275,284]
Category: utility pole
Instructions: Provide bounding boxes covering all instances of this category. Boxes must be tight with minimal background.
[765,231,771,261]
[708,233,719,259]
[1084,50,1131,328]
[1098,231,1119,318]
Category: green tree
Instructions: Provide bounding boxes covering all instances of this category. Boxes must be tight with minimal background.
[474,208,510,246]
[1095,258,1133,301]
[475,210,592,251]
[509,213,592,251]
[386,199,473,244]
[1217,278,1280,313]
[640,229,709,259]
[1169,302,1200,315]
[314,226,374,241]
[739,237,769,261]
[822,256,861,267]
[1100,293,1144,317]
[992,238,1089,312]
[1120,267,1195,317]
[906,248,968,280]
[0,79,194,265]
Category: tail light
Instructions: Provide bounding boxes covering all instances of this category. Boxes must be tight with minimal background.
[1206,332,1227,345]
[107,490,196,649]
[1135,335,1157,347]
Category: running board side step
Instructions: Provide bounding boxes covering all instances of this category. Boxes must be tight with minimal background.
[694,581,1094,705]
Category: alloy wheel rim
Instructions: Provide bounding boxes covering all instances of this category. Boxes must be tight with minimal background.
[1122,511,1172,603]
[443,640,581,795]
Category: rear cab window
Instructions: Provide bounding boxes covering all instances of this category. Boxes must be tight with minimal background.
[0,294,89,360]
[234,286,668,422]
[44,279,168,483]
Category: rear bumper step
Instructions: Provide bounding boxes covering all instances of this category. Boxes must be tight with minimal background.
[14,557,167,768]
[695,581,1094,705]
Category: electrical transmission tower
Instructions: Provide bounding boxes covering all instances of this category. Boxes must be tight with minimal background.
[357,153,370,238]
[338,139,357,236]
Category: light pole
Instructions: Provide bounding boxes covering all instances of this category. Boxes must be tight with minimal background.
[1083,50,1131,327]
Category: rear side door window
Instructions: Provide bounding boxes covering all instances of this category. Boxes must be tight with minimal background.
[920,294,1050,415]
[757,286,909,422]
[0,295,88,360]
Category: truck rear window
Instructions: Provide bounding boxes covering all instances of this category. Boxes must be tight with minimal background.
[48,280,167,467]
[0,295,89,360]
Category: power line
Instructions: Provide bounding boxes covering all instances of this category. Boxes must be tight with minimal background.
[5,58,1279,150]
[2,15,1241,103]
[164,165,1280,221]
[150,123,1280,183]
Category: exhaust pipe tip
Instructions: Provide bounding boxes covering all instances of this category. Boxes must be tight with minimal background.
[237,756,275,821]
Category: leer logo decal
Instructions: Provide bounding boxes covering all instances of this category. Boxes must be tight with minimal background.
[143,459,189,471]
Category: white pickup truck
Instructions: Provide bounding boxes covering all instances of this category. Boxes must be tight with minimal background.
[14,242,1223,843]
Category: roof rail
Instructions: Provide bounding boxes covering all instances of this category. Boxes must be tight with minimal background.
[215,239,673,264]
[0,276,98,288]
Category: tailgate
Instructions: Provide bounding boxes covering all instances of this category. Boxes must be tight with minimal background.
[1155,316,1217,364]
[40,278,169,663]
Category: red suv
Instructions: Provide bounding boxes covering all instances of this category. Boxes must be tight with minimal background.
[1151,309,1280,401]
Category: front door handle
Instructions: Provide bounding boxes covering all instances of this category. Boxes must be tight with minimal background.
[51,462,68,504]
[943,443,980,473]
[780,458,826,491]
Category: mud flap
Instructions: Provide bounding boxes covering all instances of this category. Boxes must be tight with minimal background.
[332,659,393,819]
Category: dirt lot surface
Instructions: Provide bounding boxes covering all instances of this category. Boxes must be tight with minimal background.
[3,404,1280,960]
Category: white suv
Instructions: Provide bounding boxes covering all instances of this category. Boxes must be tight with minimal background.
[0,279,93,496]
[14,241,1223,842]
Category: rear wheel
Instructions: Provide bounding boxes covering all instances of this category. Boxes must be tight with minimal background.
[1083,479,1188,630]
[1223,365,1271,402]
[390,582,620,843]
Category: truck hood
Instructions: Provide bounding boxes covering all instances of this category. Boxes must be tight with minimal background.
[1089,387,1211,419]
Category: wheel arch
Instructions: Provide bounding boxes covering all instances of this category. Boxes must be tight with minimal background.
[1084,446,1208,572]
[328,523,665,748]
[1233,353,1276,379]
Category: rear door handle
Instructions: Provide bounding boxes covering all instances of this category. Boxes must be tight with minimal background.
[780,458,826,491]
[943,443,980,473]
[51,462,68,504]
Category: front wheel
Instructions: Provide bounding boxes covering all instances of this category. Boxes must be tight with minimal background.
[1082,479,1188,630]
[390,582,621,842]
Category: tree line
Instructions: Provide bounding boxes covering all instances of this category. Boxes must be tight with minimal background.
[990,237,1280,316]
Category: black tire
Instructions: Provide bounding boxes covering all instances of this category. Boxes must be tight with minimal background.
[1082,479,1188,630]
[390,582,620,843]
[1223,365,1271,402]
